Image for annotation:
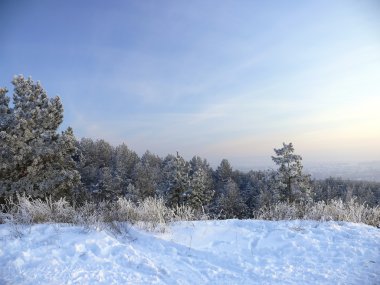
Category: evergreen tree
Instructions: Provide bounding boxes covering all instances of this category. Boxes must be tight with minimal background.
[217,180,248,219]
[159,154,176,198]
[0,76,80,200]
[257,170,281,207]
[240,171,263,212]
[134,151,162,199]
[77,138,130,200]
[271,142,311,203]
[114,143,139,189]
[97,167,122,201]
[77,138,112,195]
[216,159,233,183]
[211,158,233,210]
[76,138,97,192]
[187,156,214,210]
[163,152,189,207]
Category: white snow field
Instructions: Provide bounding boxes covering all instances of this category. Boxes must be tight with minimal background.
[0,220,379,285]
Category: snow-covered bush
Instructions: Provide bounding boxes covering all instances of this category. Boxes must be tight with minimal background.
[0,195,207,232]
[113,197,204,231]
[2,195,377,229]
[0,194,76,224]
[254,198,380,227]
[74,201,108,230]
[304,199,380,226]
[254,202,301,221]
[136,197,172,230]
[113,197,139,222]
[172,204,195,222]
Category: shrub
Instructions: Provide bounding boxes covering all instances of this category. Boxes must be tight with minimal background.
[0,195,208,233]
[254,198,380,227]
[0,194,75,224]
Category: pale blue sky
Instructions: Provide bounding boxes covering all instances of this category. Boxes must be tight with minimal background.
[1,0,379,167]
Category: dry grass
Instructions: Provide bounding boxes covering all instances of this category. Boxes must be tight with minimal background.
[1,195,378,232]
[0,194,206,233]
[254,198,380,227]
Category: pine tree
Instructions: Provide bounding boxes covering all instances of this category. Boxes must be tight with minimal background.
[207,158,233,214]
[163,152,189,207]
[240,171,263,212]
[257,170,281,207]
[217,180,248,218]
[134,151,162,199]
[187,156,214,210]
[97,167,122,201]
[271,142,312,203]
[216,159,233,183]
[114,143,139,189]
[0,76,80,200]
[77,138,130,200]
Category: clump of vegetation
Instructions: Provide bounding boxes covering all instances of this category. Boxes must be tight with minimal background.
[254,198,380,227]
[0,194,205,233]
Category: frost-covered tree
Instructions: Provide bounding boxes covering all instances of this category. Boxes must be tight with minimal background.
[97,167,122,201]
[0,76,80,200]
[238,171,264,211]
[158,154,175,198]
[77,138,113,194]
[271,142,311,203]
[217,180,248,219]
[77,138,133,200]
[207,158,233,213]
[214,158,233,197]
[216,159,233,183]
[114,143,139,189]
[187,156,214,210]
[134,151,162,200]
[257,170,281,207]
[162,152,190,207]
[312,177,380,207]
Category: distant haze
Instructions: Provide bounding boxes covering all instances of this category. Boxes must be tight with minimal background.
[1,0,379,166]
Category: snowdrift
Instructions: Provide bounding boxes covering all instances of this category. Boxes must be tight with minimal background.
[0,220,379,284]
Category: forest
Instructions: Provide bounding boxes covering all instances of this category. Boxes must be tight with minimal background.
[1,76,379,224]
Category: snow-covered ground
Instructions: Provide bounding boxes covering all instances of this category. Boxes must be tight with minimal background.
[0,220,379,285]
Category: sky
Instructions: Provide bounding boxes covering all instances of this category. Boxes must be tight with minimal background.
[1,0,380,168]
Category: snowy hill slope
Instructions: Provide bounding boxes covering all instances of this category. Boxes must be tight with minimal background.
[0,220,379,285]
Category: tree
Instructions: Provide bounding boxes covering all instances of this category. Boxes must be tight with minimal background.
[134,150,162,200]
[114,143,139,189]
[257,170,281,207]
[162,152,189,207]
[187,156,214,210]
[271,142,311,203]
[0,76,80,200]
[97,167,122,201]
[240,170,270,211]
[216,159,233,183]
[77,138,114,196]
[217,180,248,219]
[77,138,134,201]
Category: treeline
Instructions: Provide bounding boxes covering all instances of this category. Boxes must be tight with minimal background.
[73,139,380,216]
[1,76,379,219]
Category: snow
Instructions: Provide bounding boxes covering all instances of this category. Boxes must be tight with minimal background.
[0,220,379,285]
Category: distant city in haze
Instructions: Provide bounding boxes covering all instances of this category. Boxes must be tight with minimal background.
[1,0,379,170]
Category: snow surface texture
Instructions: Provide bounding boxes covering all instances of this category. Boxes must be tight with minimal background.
[0,220,379,285]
